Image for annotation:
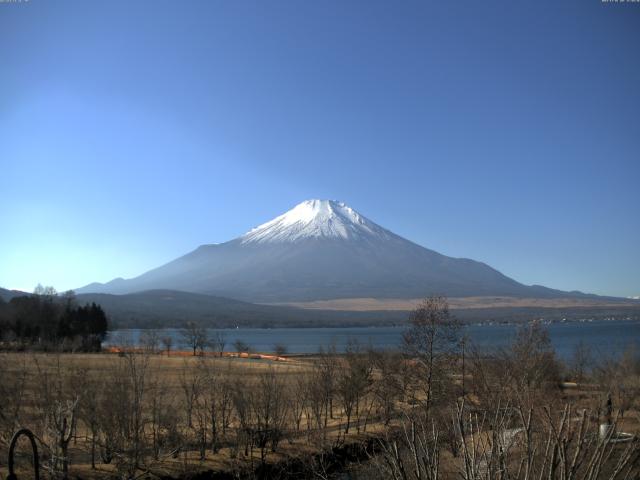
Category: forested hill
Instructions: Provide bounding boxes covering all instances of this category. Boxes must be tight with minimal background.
[74,290,407,328]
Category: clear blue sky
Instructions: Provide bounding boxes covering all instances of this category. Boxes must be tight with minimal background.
[1,1,639,297]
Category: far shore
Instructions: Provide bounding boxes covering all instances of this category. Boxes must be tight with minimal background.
[265,295,640,311]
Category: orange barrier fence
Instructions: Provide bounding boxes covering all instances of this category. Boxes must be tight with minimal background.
[103,346,288,361]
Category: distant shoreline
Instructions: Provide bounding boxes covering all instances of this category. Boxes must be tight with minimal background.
[265,295,640,311]
[106,315,640,332]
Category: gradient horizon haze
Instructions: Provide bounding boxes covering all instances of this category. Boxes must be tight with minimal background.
[0,1,639,297]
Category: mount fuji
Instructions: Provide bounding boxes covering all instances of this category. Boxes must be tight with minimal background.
[77,199,584,302]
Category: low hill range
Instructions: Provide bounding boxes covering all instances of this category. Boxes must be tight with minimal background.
[0,287,28,302]
[71,290,640,328]
[3,288,638,329]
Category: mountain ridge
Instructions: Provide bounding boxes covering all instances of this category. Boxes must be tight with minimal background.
[76,199,614,303]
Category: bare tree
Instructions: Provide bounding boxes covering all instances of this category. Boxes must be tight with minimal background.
[218,362,234,438]
[615,344,640,418]
[234,339,250,354]
[468,346,510,413]
[570,340,593,383]
[378,397,640,480]
[192,360,210,460]
[469,322,561,419]
[74,368,102,470]
[456,399,640,480]
[306,368,327,438]
[211,331,226,357]
[140,329,160,354]
[34,283,58,297]
[231,375,254,458]
[594,344,640,420]
[161,335,173,356]
[317,345,338,422]
[337,341,372,434]
[0,354,28,452]
[371,349,403,426]
[47,398,78,479]
[508,322,561,407]
[290,372,309,432]
[32,355,81,479]
[250,368,290,463]
[377,412,441,480]
[180,358,204,429]
[181,321,208,356]
[274,343,288,357]
[403,296,460,413]
[98,351,151,476]
[202,360,227,453]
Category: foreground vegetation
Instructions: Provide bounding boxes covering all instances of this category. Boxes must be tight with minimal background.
[0,297,638,479]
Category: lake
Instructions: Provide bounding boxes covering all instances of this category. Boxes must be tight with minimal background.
[105,319,640,360]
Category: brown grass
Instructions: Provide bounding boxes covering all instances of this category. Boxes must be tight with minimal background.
[266,296,638,311]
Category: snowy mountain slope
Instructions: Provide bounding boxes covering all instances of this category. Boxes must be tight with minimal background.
[241,199,393,243]
[77,199,588,302]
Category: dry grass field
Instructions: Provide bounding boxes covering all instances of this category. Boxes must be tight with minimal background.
[267,296,640,311]
[1,317,639,479]
[0,350,396,479]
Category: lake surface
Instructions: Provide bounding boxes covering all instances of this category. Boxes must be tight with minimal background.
[106,319,640,360]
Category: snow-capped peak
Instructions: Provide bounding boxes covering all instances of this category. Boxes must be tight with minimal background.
[240,199,392,244]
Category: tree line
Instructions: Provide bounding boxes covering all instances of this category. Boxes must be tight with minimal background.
[0,285,108,351]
